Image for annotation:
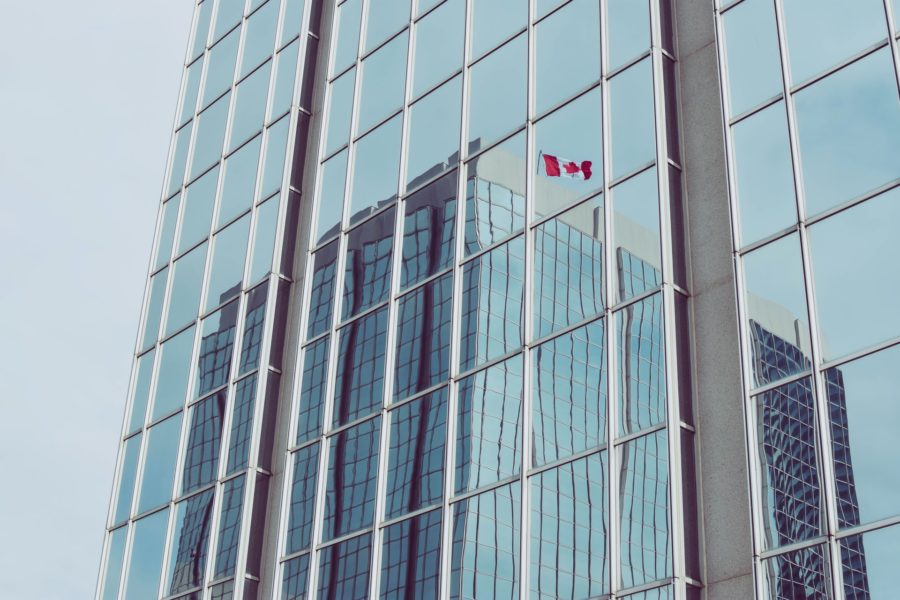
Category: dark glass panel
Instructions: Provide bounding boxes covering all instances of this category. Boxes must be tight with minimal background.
[762,544,832,600]
[324,418,381,540]
[239,284,268,374]
[400,170,457,289]
[341,206,395,320]
[166,489,215,595]
[181,392,226,493]
[214,474,247,578]
[286,444,320,554]
[296,337,329,444]
[282,554,310,600]
[333,307,388,426]
[840,526,900,599]
[226,374,257,474]
[317,533,372,600]
[380,510,442,600]
[616,293,666,436]
[196,301,239,398]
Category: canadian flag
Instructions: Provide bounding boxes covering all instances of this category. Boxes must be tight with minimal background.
[542,153,593,180]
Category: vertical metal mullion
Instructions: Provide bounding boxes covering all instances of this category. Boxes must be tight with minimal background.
[883,0,900,102]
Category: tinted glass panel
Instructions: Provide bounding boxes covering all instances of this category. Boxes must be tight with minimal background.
[166,242,208,336]
[363,0,410,52]
[616,293,666,436]
[357,31,408,134]
[607,0,650,71]
[271,39,300,118]
[380,510,442,600]
[153,326,195,420]
[219,136,261,227]
[722,0,783,116]
[306,241,339,339]
[138,414,183,513]
[840,526,900,599]
[181,392,226,493]
[332,0,363,75]
[114,434,142,524]
[240,0,278,78]
[142,268,168,350]
[286,443,320,554]
[165,489,215,595]
[296,337,329,444]
[325,68,355,156]
[230,62,272,151]
[260,115,290,198]
[214,474,246,578]
[226,374,257,473]
[333,307,388,426]
[470,0,526,59]
[205,216,250,311]
[168,123,193,198]
[349,115,401,225]
[179,166,219,254]
[317,533,371,600]
[394,274,453,400]
[124,509,169,600]
[239,284,268,374]
[249,195,280,282]
[100,527,127,600]
[213,0,244,42]
[203,28,240,107]
[412,0,464,98]
[342,207,395,320]
[535,0,600,114]
[406,76,462,188]
[609,58,655,179]
[129,350,156,433]
[282,554,310,600]
[612,167,661,302]
[467,35,526,152]
[324,418,380,540]
[316,150,348,244]
[401,170,457,288]
[191,94,230,180]
[761,544,832,599]
[155,196,180,270]
[191,0,213,59]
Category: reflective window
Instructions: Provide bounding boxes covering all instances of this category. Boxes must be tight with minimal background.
[280,0,306,44]
[609,58,655,179]
[219,136,261,227]
[380,510,442,599]
[470,0,526,59]
[214,474,247,578]
[100,526,127,600]
[468,34,526,152]
[165,489,215,595]
[406,75,462,188]
[137,413,183,514]
[616,293,666,436]
[531,453,609,599]
[532,319,606,466]
[534,89,603,218]
[282,554,310,600]
[612,167,661,302]
[191,93,230,180]
[203,28,240,108]
[825,343,900,527]
[357,31,408,134]
[213,0,244,42]
[618,430,671,588]
[394,274,453,400]
[211,579,236,599]
[459,237,525,370]
[722,0,783,116]
[401,171,457,288]
[271,39,300,118]
[306,241,339,339]
[782,0,886,84]
[731,101,797,245]
[128,350,155,433]
[152,326,195,420]
[239,284,268,374]
[332,0,363,75]
[533,196,604,338]
[286,443,320,554]
[761,544,831,599]
[316,150,348,244]
[259,115,291,198]
[808,188,900,360]
[165,242,208,336]
[794,49,900,216]
[464,132,526,255]
[349,115,401,225]
[385,389,448,518]
[535,0,600,114]
[341,207,395,320]
[363,0,410,53]
[124,509,169,600]
[607,0,650,72]
[621,586,674,600]
[142,268,168,350]
[325,68,355,156]
[412,0,464,98]
[113,434,142,524]
[249,196,280,282]
[181,392,226,493]
[755,377,826,548]
[296,338,329,444]
[155,195,180,270]
[333,307,388,426]
[455,356,523,494]
[168,123,193,198]
[323,418,381,540]
[840,526,900,598]
[743,234,811,388]
[450,482,521,600]
[240,0,279,78]
[230,62,272,151]
[190,0,213,60]
[317,533,372,600]
[226,374,257,473]
[179,166,219,254]
[205,215,250,311]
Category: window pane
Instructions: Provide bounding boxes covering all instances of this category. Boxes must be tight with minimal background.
[357,31,408,134]
[341,207,395,320]
[165,242,208,336]
[731,101,797,245]
[782,0,886,84]
[531,452,609,599]
[296,337,329,444]
[722,0,783,116]
[213,0,244,42]
[401,170,457,289]
[761,544,832,599]
[455,355,523,494]
[280,0,306,44]
[240,0,279,78]
[609,58,655,179]
[271,39,300,118]
[616,293,665,436]
[385,388,448,519]
[607,0,650,72]
[128,350,156,433]
[155,195,181,270]
[203,28,240,108]
[317,533,372,600]
[333,307,388,426]
[618,430,671,588]
[152,326,195,420]
[465,132,526,255]
[124,509,169,600]
[227,373,258,473]
[219,135,261,227]
[191,93,230,180]
[282,554,310,600]
[316,149,348,244]
[114,434,142,524]
[349,115,402,225]
[230,62,272,151]
[612,168,661,302]
[406,75,462,188]
[259,115,290,198]
[205,215,250,311]
[137,413,183,513]
[179,166,219,254]
[755,377,826,549]
[450,482,520,600]
[794,49,900,216]
[467,34,526,152]
[168,123,193,198]
[286,443,320,554]
[394,273,453,400]
[332,0,363,75]
[535,0,600,114]
[142,268,168,350]
[534,88,603,218]
[325,67,356,156]
[239,284,268,374]
[165,489,215,596]
[459,237,525,370]
[181,392,226,493]
[470,0,526,59]
[743,234,811,388]
[191,0,214,60]
[214,474,247,578]
[380,510,442,600]
[532,319,606,466]
[100,527,127,600]
[412,0,464,98]
[533,196,604,338]
[306,241,339,339]
[324,418,381,540]
[249,195,280,282]
[840,526,900,598]
[364,0,410,53]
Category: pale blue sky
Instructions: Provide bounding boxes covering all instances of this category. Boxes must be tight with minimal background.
[0,2,192,597]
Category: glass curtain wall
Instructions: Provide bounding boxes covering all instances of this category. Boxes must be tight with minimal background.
[277,0,698,599]
[716,0,900,597]
[96,0,321,598]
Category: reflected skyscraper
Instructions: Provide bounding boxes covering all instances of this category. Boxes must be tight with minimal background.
[98,1,900,599]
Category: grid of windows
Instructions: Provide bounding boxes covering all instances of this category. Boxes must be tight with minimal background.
[717,0,900,596]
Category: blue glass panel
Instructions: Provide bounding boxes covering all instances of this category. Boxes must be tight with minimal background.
[323,418,380,540]
[138,413,183,514]
[227,374,257,474]
[406,75,462,188]
[296,337,329,444]
[317,533,371,600]
[467,34,526,152]
[165,488,215,595]
[341,207,395,320]
[609,58,655,179]
[124,509,169,600]
[100,526,127,600]
[380,510,442,600]
[214,474,247,578]
[155,195,181,269]
[333,307,388,426]
[761,544,831,599]
[307,242,339,339]
[612,167,661,303]
[181,391,226,493]
[219,135,261,227]
[128,350,156,433]
[607,0,650,71]
[152,326,195,420]
[286,443,320,554]
[401,170,457,289]
[205,214,250,311]
[239,284,268,374]
[142,268,168,350]
[282,554,310,600]
[196,301,239,397]
[616,293,665,436]
[840,526,900,599]
[165,242,208,336]
[114,434,142,525]
[179,166,219,254]
[240,0,279,78]
[535,0,600,114]
[722,0,783,116]
[412,0,463,98]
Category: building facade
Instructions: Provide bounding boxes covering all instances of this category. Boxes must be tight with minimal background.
[96,0,900,599]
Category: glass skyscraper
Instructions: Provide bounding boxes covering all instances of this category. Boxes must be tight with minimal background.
[96,0,900,599]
